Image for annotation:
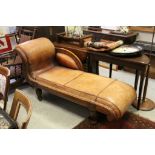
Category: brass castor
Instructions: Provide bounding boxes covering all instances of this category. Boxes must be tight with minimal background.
[36,88,42,101]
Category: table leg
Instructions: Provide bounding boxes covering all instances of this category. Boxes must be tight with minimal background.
[137,71,145,110]
[87,54,99,74]
[109,63,113,78]
[91,60,99,74]
[87,54,92,73]
[134,70,139,91]
[142,65,150,103]
[96,61,99,75]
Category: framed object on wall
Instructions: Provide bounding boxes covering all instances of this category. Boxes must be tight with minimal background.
[0,35,12,54]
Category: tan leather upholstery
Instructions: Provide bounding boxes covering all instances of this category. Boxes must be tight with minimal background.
[36,66,83,86]
[15,38,137,121]
[56,48,83,70]
[15,38,55,75]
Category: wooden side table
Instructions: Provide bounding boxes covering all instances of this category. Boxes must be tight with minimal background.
[83,29,138,44]
[87,52,154,110]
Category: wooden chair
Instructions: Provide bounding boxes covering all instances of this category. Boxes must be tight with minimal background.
[0,33,21,82]
[9,89,32,129]
[1,27,37,88]
[17,26,37,44]
[0,65,10,111]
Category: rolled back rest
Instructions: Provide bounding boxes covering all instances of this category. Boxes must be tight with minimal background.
[15,38,55,78]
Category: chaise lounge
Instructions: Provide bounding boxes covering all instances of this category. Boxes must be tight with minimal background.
[15,38,136,121]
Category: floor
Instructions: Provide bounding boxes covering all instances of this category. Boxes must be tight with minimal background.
[6,67,155,128]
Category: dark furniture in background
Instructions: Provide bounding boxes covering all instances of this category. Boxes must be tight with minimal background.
[83,28,138,44]
[17,26,65,41]
[134,41,155,79]
[16,27,37,43]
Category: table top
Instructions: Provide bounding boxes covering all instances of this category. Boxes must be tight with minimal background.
[0,108,18,129]
[88,51,150,65]
[83,29,138,38]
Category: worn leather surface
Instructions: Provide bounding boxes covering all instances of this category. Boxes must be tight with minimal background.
[36,66,83,85]
[16,38,55,74]
[15,38,137,121]
[65,73,115,101]
[56,52,79,70]
[56,48,83,70]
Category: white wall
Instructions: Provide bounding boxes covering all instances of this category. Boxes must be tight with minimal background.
[0,26,16,35]
[136,31,155,42]
[0,26,10,35]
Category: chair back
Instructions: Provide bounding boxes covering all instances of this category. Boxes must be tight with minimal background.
[9,89,32,129]
[0,65,10,110]
[18,27,37,43]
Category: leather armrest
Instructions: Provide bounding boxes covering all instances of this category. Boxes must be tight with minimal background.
[56,47,84,71]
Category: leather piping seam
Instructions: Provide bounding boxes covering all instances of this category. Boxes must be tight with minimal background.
[95,79,117,100]
[64,72,84,85]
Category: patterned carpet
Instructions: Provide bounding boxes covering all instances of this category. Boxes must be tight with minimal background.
[74,112,155,129]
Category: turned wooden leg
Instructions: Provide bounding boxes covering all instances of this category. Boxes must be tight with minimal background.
[36,88,42,101]
[89,104,98,124]
[89,110,97,120]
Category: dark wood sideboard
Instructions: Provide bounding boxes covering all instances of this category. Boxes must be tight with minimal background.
[83,29,138,44]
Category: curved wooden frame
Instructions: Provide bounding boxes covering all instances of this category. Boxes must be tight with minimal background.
[9,89,32,129]
[0,65,10,111]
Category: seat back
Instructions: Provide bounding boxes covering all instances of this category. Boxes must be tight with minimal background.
[9,89,32,129]
[15,38,56,81]
[0,65,10,110]
[17,27,37,43]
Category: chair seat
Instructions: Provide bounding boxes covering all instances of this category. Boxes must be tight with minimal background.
[36,66,136,118]
[36,66,83,86]
[65,72,115,101]
[36,66,114,101]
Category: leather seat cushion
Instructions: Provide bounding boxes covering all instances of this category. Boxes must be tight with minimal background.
[36,67,136,114]
[64,73,115,101]
[96,80,136,116]
[37,69,115,102]
[36,66,83,86]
